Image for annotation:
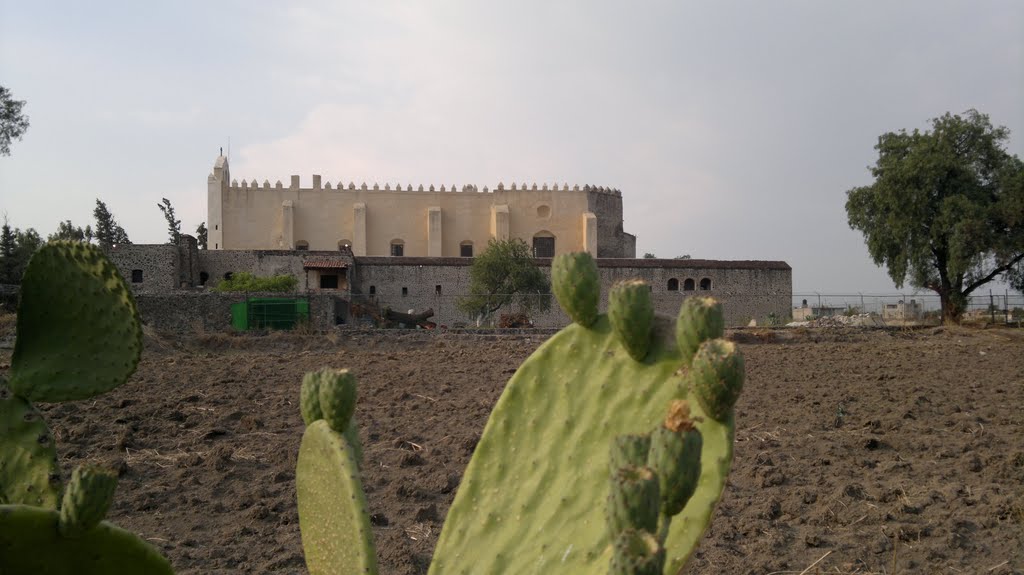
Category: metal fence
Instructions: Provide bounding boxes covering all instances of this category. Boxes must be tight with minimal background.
[792,292,1024,323]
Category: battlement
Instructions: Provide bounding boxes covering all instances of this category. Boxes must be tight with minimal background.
[221,174,622,197]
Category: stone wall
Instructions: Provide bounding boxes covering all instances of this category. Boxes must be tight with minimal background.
[353,257,791,327]
[107,244,180,294]
[587,189,636,258]
[134,291,337,332]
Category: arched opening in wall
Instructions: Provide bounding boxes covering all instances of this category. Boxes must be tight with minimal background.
[401,287,409,297]
[131,270,143,283]
[667,278,679,291]
[224,272,234,281]
[683,278,695,291]
[369,285,376,295]
[536,204,551,218]
[699,278,712,290]
[338,239,352,251]
[460,240,473,257]
[199,271,209,286]
[532,231,555,258]
[295,240,309,251]
[390,239,404,257]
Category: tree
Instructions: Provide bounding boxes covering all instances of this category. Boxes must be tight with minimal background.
[642,252,656,259]
[674,254,692,260]
[0,85,30,156]
[846,110,1024,323]
[93,199,131,249]
[157,198,181,245]
[457,239,552,323]
[196,222,208,250]
[0,217,17,284]
[48,220,92,243]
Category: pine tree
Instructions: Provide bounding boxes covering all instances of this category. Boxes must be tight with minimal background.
[196,222,208,250]
[48,220,90,243]
[93,199,130,249]
[0,217,17,284]
[157,198,181,245]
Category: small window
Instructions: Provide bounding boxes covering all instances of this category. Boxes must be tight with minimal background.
[214,224,218,230]
[199,271,209,286]
[532,235,555,258]
[369,285,376,295]
[224,272,234,281]
[699,278,712,291]
[131,269,143,283]
[683,278,695,291]
[295,240,309,251]
[401,287,408,297]
[320,274,339,289]
[667,278,679,291]
[460,241,473,257]
[435,285,442,295]
[391,239,404,257]
[215,243,218,249]
[338,239,352,251]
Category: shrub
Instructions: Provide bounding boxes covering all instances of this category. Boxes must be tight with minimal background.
[213,272,297,293]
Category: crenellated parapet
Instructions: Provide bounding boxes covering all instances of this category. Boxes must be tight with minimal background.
[223,174,621,197]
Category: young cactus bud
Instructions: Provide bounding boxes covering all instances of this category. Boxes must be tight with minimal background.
[609,528,665,575]
[608,280,655,361]
[691,339,744,421]
[609,434,652,476]
[299,373,324,426]
[59,465,118,537]
[676,297,725,363]
[551,252,600,327]
[606,466,660,536]
[648,401,703,517]
[314,368,358,433]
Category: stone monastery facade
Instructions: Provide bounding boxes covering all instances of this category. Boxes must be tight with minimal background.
[207,155,636,258]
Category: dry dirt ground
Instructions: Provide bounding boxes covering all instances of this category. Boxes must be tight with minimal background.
[3,325,1023,574]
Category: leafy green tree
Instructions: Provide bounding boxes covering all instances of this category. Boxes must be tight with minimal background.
[93,199,131,249]
[48,220,92,243]
[196,222,208,250]
[846,110,1024,323]
[642,252,656,259]
[213,272,297,292]
[0,85,30,156]
[674,254,691,260]
[157,198,181,245]
[457,238,551,323]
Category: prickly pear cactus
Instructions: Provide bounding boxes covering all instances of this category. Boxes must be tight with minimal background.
[0,241,172,573]
[296,369,377,575]
[0,503,174,574]
[428,252,743,575]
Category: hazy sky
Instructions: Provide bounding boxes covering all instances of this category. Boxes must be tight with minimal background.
[1,1,1022,294]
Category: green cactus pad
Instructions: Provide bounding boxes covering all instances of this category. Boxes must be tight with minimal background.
[691,339,745,422]
[0,382,61,507]
[552,252,600,327]
[675,297,724,363]
[606,466,660,536]
[0,504,174,574]
[428,314,737,575]
[59,465,119,537]
[648,425,702,518]
[609,434,652,475]
[297,420,377,575]
[314,369,358,434]
[343,416,364,469]
[608,280,655,361]
[300,373,324,426]
[610,529,665,575]
[10,241,143,403]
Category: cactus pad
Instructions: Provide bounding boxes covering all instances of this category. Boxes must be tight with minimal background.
[297,420,377,575]
[606,466,660,535]
[608,279,655,361]
[552,252,600,327]
[609,434,652,473]
[0,504,174,574]
[10,241,143,403]
[675,297,724,363]
[428,313,737,574]
[0,381,61,507]
[314,369,357,433]
[691,339,745,422]
[59,465,119,537]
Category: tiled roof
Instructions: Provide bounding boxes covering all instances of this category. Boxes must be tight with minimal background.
[303,258,349,269]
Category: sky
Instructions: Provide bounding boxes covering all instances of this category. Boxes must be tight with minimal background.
[1,1,1022,296]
